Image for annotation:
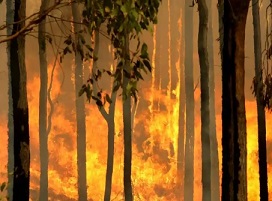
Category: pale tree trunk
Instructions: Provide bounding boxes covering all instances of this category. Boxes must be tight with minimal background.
[9,0,30,199]
[198,0,211,200]
[222,0,249,200]
[177,3,185,200]
[91,30,117,201]
[153,24,161,112]
[71,2,88,201]
[158,0,169,111]
[103,90,117,201]
[252,0,268,200]
[184,1,195,201]
[38,0,50,200]
[207,0,220,200]
[6,0,14,200]
[170,0,180,100]
[123,33,133,201]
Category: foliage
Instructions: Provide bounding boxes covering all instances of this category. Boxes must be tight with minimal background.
[0,182,7,201]
[252,2,272,111]
[75,0,161,107]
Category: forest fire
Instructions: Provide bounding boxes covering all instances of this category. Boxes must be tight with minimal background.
[0,62,272,200]
[0,0,271,200]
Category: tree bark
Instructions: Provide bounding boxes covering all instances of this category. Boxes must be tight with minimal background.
[6,0,14,200]
[184,1,195,201]
[222,0,250,200]
[103,91,117,201]
[177,4,185,200]
[38,0,50,200]
[123,33,133,201]
[207,0,220,200]
[198,0,211,200]
[252,0,268,200]
[71,2,88,201]
[9,0,30,200]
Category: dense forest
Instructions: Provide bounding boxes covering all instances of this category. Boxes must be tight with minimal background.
[0,0,272,200]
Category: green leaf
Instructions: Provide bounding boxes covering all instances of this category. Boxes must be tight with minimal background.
[113,83,120,92]
[64,35,72,45]
[0,182,6,192]
[78,85,86,97]
[63,47,72,55]
[86,85,92,102]
[143,59,152,72]
[106,94,112,104]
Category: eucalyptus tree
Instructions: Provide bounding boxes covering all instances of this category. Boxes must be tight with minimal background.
[221,0,250,200]
[184,1,195,200]
[7,0,30,199]
[252,0,268,200]
[197,0,211,200]
[207,0,220,199]
[79,0,161,200]
[38,0,50,200]
[71,1,88,200]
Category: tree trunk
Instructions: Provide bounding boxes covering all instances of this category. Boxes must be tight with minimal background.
[6,0,14,200]
[104,89,117,201]
[71,3,88,201]
[177,4,185,200]
[9,0,30,200]
[153,24,161,112]
[207,0,220,200]
[198,0,211,200]
[158,0,170,112]
[170,0,180,100]
[104,91,117,201]
[252,0,268,200]
[222,0,249,200]
[38,0,50,200]
[184,1,195,201]
[123,33,133,201]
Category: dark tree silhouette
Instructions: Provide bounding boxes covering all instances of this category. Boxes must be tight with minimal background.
[221,0,250,200]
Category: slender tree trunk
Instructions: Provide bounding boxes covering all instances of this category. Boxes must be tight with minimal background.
[252,0,268,200]
[153,24,161,112]
[104,91,117,201]
[158,0,170,112]
[184,2,194,201]
[9,0,30,200]
[177,4,185,200]
[222,0,249,200]
[207,0,220,200]
[6,0,14,200]
[38,0,50,200]
[170,0,179,100]
[123,32,133,201]
[198,0,211,200]
[72,3,88,201]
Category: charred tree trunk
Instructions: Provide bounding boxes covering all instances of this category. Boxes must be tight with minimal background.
[222,0,249,200]
[207,0,220,200]
[252,0,268,200]
[38,0,50,200]
[123,32,133,201]
[198,0,211,201]
[72,3,88,201]
[199,0,212,200]
[184,2,195,201]
[9,0,30,200]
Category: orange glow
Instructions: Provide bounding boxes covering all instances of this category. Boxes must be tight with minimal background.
[0,64,272,200]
